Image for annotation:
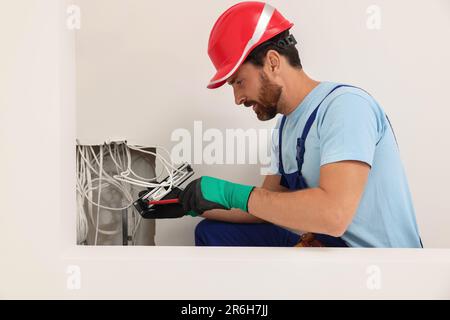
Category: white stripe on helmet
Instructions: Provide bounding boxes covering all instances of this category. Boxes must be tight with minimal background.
[208,3,275,87]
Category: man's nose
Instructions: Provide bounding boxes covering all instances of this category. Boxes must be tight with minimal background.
[234,92,246,106]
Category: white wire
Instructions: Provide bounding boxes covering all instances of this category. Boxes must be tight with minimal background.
[76,149,88,244]
[94,146,104,245]
[84,148,131,234]
[88,146,134,199]
[78,146,123,237]
[76,144,133,241]
[129,145,184,173]
[76,141,182,245]
[107,143,123,171]
[123,147,158,182]
[120,146,175,189]
[81,181,132,211]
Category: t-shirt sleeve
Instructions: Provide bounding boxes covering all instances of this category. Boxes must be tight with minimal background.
[317,93,385,167]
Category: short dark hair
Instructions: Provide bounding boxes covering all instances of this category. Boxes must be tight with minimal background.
[244,30,302,69]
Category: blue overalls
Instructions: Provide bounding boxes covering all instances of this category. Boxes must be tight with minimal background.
[195,84,421,247]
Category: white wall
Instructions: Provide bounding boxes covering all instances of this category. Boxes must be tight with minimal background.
[0,0,77,297]
[75,0,450,247]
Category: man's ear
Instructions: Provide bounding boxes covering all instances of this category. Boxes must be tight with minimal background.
[264,50,281,74]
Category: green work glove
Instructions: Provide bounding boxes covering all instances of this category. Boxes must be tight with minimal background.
[178,176,255,216]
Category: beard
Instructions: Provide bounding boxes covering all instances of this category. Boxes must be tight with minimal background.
[252,71,282,121]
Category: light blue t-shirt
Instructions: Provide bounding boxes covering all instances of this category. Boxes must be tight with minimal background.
[269,82,422,248]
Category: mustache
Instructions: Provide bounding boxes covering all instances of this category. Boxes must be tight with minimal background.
[244,101,256,108]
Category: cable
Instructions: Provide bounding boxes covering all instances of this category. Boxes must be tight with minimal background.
[94,146,104,245]
[77,145,124,241]
[76,141,182,245]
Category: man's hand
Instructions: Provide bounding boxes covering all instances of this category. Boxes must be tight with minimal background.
[178,176,254,216]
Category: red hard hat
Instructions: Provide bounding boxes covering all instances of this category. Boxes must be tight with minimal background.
[207,2,294,89]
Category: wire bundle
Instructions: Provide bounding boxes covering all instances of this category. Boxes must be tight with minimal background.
[75,142,182,245]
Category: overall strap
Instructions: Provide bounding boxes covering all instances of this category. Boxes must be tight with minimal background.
[278,115,287,175]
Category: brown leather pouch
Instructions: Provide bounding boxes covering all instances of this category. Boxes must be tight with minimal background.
[294,233,325,247]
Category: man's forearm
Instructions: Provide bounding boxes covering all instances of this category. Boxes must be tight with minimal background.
[201,208,265,223]
[247,187,346,236]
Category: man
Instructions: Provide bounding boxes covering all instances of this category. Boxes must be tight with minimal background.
[178,2,422,248]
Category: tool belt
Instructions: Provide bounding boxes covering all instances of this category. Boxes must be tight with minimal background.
[294,233,325,247]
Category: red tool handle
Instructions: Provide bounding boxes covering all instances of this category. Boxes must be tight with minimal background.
[148,198,180,205]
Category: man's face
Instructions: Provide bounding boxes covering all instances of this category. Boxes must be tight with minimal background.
[227,62,282,121]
